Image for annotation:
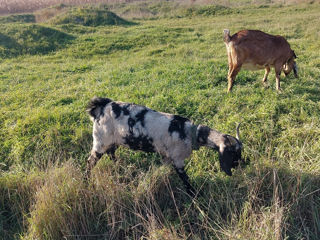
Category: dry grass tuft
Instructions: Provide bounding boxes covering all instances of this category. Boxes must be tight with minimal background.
[23,161,181,239]
[0,0,109,15]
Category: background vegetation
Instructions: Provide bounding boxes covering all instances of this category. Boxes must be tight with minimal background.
[0,0,319,239]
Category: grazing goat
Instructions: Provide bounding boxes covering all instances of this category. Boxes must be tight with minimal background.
[223,29,298,92]
[85,97,243,195]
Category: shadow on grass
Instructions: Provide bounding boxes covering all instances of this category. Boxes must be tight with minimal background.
[51,8,137,27]
[0,33,20,51]
[0,14,36,24]
[212,69,260,89]
[291,83,320,102]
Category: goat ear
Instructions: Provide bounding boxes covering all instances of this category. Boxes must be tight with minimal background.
[219,150,233,176]
[227,135,238,146]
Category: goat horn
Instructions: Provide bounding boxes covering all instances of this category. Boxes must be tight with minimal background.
[236,123,241,141]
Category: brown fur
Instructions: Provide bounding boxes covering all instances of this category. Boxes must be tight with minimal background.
[224,29,297,92]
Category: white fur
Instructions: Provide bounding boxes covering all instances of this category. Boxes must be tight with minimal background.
[86,98,243,191]
[91,102,193,169]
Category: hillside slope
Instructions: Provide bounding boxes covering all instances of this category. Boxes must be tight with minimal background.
[1,2,320,239]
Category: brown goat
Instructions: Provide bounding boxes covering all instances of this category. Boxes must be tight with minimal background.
[223,29,298,92]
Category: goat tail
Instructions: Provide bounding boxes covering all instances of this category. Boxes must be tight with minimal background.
[223,29,231,43]
[87,97,112,120]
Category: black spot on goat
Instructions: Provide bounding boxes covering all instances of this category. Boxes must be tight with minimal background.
[111,102,122,118]
[197,125,211,146]
[124,134,155,153]
[168,115,188,140]
[135,109,148,127]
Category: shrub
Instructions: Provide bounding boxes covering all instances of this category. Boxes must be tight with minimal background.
[185,5,233,17]
[51,7,134,26]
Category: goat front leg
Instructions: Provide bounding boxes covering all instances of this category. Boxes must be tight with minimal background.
[174,166,195,197]
[105,144,117,161]
[85,145,118,180]
[162,156,196,196]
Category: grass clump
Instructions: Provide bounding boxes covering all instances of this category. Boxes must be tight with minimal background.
[0,171,44,239]
[0,14,36,24]
[23,162,177,239]
[0,24,75,58]
[25,164,87,239]
[184,5,233,17]
[51,6,134,26]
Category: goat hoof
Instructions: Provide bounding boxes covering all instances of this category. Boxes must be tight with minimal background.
[276,88,283,93]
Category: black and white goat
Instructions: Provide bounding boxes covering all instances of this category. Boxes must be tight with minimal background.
[86,97,243,195]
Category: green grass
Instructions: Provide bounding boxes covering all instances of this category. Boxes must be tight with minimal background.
[50,6,135,26]
[0,24,75,58]
[1,2,320,239]
[0,14,36,24]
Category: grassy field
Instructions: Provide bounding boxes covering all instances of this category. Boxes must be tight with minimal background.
[1,1,320,239]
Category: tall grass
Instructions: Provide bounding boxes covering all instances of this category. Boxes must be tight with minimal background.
[7,162,319,239]
[1,1,320,239]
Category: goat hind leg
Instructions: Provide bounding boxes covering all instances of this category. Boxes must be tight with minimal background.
[227,65,241,92]
[262,66,270,86]
[274,65,283,92]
